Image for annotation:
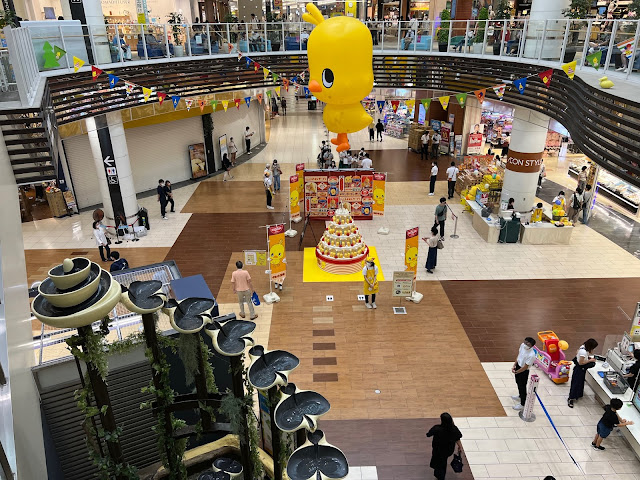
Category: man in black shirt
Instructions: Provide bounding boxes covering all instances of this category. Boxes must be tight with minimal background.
[164,179,175,213]
[375,119,384,142]
[624,349,640,391]
[109,251,129,272]
[157,179,168,220]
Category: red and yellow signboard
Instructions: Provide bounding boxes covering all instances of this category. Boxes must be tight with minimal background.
[405,227,419,279]
[372,173,386,217]
[303,169,376,220]
[289,175,301,220]
[268,224,286,283]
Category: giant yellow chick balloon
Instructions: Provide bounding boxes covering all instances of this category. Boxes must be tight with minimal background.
[303,3,373,152]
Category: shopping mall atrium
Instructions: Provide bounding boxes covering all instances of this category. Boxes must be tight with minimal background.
[4,0,640,479]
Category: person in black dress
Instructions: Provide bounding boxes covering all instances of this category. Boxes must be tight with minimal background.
[164,180,175,213]
[426,412,463,480]
[568,338,598,408]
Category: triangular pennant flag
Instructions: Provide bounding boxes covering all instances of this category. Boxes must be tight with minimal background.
[283,78,290,91]
[562,60,577,80]
[91,65,103,81]
[455,93,467,108]
[222,100,229,112]
[238,52,243,61]
[263,67,269,80]
[538,69,553,87]
[272,73,278,82]
[234,98,241,110]
[246,58,251,68]
[254,62,260,72]
[227,43,233,53]
[492,84,506,99]
[256,93,263,104]
[377,100,385,113]
[53,45,66,60]
[108,74,120,88]
[244,96,251,108]
[142,87,152,102]
[585,51,602,71]
[157,92,167,106]
[171,95,180,109]
[72,55,85,72]
[185,98,193,111]
[199,99,206,112]
[438,96,450,110]
[275,86,281,96]
[303,88,308,98]
[420,98,431,111]
[474,89,486,104]
[125,81,135,96]
[405,99,415,110]
[513,77,527,94]
[211,100,218,110]
[391,100,400,113]
[267,90,273,98]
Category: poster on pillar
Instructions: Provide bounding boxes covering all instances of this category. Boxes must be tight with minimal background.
[189,143,208,179]
[268,224,287,284]
[505,150,544,174]
[467,123,485,154]
[440,123,452,154]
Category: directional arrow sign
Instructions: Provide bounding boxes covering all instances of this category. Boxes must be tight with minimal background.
[103,156,114,167]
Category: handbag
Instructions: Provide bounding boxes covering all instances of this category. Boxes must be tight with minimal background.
[450,452,464,473]
[251,291,260,306]
[437,239,444,249]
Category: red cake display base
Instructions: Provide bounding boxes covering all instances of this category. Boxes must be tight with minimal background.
[315,246,369,275]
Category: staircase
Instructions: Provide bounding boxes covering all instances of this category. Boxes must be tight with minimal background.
[1,108,56,185]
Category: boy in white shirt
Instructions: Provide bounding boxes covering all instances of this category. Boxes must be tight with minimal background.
[361,153,373,169]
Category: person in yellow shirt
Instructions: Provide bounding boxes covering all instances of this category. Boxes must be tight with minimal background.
[368,121,375,142]
[531,202,544,223]
[362,257,379,309]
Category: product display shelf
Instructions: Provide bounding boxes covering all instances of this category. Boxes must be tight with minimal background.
[596,170,640,214]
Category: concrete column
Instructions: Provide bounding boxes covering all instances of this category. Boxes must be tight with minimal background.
[500,106,549,211]
[86,112,138,226]
[0,130,48,479]
[524,0,570,58]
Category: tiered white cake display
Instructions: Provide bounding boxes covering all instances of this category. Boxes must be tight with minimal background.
[316,205,369,274]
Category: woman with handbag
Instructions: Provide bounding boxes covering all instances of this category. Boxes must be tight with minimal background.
[426,412,463,480]
[425,226,441,274]
[93,220,113,262]
[568,338,598,408]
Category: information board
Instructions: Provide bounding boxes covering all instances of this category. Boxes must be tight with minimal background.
[303,169,376,220]
[392,271,414,297]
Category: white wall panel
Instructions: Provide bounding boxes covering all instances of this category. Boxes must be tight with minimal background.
[64,134,101,208]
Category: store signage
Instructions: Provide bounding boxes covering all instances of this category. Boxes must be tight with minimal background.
[392,271,414,297]
[95,115,125,219]
[630,302,640,339]
[505,150,544,174]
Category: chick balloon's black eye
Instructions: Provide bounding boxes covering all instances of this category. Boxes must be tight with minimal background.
[322,69,334,88]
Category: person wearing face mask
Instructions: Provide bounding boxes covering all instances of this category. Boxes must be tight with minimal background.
[511,337,537,411]
[568,338,598,408]
[362,257,379,309]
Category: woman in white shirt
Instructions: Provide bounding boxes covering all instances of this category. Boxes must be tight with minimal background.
[228,137,238,166]
[568,338,598,408]
[425,226,439,273]
[93,220,113,262]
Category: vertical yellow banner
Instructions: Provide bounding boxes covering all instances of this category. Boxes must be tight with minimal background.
[296,163,305,198]
[268,224,287,283]
[289,175,300,220]
[404,227,419,279]
[372,172,386,217]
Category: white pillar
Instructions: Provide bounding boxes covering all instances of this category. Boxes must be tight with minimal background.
[0,130,48,479]
[501,106,549,211]
[524,0,570,58]
[86,112,138,225]
[82,0,112,64]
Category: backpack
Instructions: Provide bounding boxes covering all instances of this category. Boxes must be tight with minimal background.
[572,194,581,210]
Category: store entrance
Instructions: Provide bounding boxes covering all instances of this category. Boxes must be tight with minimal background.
[19,182,76,223]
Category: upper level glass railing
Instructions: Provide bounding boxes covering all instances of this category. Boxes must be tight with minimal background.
[8,18,640,81]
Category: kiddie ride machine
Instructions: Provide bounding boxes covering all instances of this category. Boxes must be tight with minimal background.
[533,331,572,384]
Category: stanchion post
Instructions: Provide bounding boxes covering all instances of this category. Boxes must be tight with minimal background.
[448,205,460,239]
[520,374,539,422]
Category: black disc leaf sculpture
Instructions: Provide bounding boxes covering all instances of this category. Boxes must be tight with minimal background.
[120,280,167,314]
[212,457,243,479]
[248,345,300,390]
[274,383,331,433]
[205,313,256,356]
[162,297,216,334]
[197,471,230,480]
[287,430,349,480]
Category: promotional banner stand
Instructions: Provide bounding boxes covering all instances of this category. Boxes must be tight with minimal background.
[262,224,283,305]
[406,283,423,304]
[285,203,298,237]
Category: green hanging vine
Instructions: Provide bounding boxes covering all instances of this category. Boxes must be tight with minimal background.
[177,333,199,387]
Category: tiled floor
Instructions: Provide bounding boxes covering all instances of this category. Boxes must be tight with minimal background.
[22,102,640,480]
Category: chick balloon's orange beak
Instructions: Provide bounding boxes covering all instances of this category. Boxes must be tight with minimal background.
[308,79,322,93]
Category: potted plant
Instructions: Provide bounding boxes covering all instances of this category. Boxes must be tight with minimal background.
[492,0,511,55]
[562,0,591,62]
[437,9,450,52]
[167,11,186,57]
[473,7,489,54]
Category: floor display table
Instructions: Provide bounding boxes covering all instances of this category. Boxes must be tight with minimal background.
[467,200,500,243]
[520,223,574,245]
[586,362,640,459]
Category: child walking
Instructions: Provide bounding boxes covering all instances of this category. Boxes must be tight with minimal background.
[592,398,633,450]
